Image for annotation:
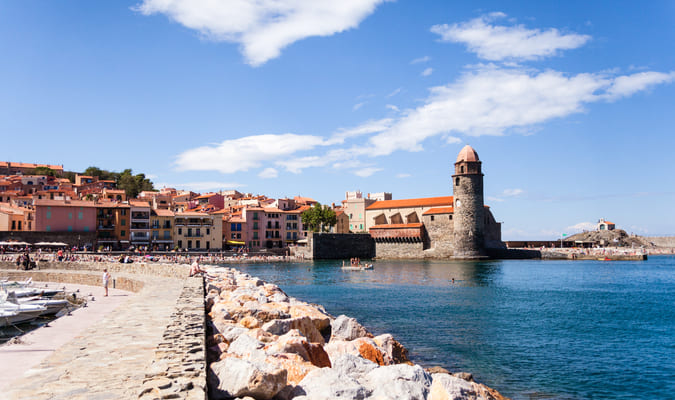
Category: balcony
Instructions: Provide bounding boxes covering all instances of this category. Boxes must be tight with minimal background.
[130,232,150,241]
[98,225,115,230]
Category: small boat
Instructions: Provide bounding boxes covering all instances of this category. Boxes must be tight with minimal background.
[597,257,612,261]
[4,291,69,316]
[0,292,47,326]
[341,261,374,271]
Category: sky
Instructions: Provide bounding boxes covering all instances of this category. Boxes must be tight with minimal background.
[1,1,674,240]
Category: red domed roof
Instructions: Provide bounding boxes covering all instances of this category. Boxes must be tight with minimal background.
[456,145,479,162]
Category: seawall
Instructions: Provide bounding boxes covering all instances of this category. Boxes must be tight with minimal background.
[0,261,208,399]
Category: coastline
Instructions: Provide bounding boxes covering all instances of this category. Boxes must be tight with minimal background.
[203,266,508,399]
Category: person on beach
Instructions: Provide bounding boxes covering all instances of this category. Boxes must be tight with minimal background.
[190,258,204,277]
[102,268,111,296]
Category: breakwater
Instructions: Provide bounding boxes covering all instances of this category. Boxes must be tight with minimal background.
[204,267,506,399]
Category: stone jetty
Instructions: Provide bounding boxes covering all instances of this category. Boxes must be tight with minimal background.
[205,267,507,400]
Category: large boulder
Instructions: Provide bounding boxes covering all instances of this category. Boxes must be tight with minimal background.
[262,316,325,345]
[291,367,371,400]
[209,356,287,400]
[330,314,372,341]
[373,333,410,364]
[330,353,378,380]
[228,333,266,362]
[365,364,432,400]
[288,304,332,332]
[325,337,390,366]
[265,329,331,368]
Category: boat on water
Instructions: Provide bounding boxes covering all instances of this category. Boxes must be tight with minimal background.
[0,292,48,327]
[341,260,374,271]
[4,291,69,316]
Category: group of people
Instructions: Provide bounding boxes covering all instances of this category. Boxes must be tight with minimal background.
[14,252,35,270]
[349,257,361,266]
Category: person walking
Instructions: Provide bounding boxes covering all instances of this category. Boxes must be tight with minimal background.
[102,268,111,297]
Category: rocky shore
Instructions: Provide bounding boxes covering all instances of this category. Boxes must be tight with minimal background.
[204,267,507,400]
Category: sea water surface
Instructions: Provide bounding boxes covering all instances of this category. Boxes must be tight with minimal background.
[227,256,675,400]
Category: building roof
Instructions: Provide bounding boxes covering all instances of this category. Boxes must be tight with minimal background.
[422,207,454,215]
[128,200,151,208]
[456,145,479,163]
[370,223,424,229]
[0,161,64,171]
[35,199,97,207]
[152,209,175,217]
[366,196,453,210]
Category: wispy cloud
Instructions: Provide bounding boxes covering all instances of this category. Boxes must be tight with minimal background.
[421,67,433,77]
[175,134,325,173]
[353,102,366,111]
[258,167,278,178]
[431,12,590,61]
[134,0,389,66]
[386,87,402,98]
[566,222,596,233]
[155,181,244,192]
[411,56,431,64]
[354,167,383,177]
[396,173,411,178]
[385,104,400,112]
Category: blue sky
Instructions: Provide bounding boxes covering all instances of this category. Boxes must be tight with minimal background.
[1,1,674,239]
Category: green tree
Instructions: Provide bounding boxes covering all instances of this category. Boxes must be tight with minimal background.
[301,203,337,232]
[117,169,155,198]
[27,166,57,176]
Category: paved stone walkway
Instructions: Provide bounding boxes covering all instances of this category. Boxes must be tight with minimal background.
[2,274,185,400]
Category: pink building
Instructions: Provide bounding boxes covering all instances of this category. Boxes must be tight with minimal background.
[34,199,97,232]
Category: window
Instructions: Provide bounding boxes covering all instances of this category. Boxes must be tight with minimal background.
[121,209,127,216]
[78,211,83,220]
[178,228,182,235]
[253,232,258,239]
[231,233,237,239]
[455,177,460,186]
[178,240,182,248]
[68,212,73,220]
[430,215,435,221]
[164,231,170,239]
[287,232,291,239]
[46,225,51,232]
[253,222,258,229]
[46,211,51,219]
[449,215,452,220]
[121,219,126,226]
[84,226,89,232]
[121,230,126,236]
[196,241,200,249]
[360,224,363,229]
[68,226,73,232]
[187,240,192,249]
[206,228,210,235]
[236,233,241,239]
[152,231,158,239]
[11,221,15,230]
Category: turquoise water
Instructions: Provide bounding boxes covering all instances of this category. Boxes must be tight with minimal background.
[228,256,675,400]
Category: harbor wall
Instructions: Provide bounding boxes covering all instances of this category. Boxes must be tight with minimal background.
[0,231,98,247]
[309,233,376,259]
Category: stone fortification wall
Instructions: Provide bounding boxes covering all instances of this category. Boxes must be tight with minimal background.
[644,236,675,247]
[0,231,98,246]
[375,241,424,259]
[422,214,455,258]
[1,260,190,280]
[311,233,375,259]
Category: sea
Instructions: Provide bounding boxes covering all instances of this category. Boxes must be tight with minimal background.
[227,256,675,400]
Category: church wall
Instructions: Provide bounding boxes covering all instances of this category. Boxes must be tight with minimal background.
[374,241,424,259]
[421,213,455,258]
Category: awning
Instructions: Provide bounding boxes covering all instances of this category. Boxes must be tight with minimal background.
[0,241,31,246]
[226,240,246,245]
[34,242,69,246]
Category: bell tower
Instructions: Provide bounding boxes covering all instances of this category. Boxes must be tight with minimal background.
[452,145,485,258]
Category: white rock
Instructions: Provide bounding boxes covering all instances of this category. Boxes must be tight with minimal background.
[228,334,266,362]
[330,353,378,380]
[291,367,371,400]
[364,364,432,400]
[210,357,286,400]
[330,315,371,341]
[427,373,478,400]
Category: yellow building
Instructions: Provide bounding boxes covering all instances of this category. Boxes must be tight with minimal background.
[151,209,174,251]
[174,211,222,251]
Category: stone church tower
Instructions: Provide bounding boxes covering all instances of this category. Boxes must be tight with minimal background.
[452,145,485,258]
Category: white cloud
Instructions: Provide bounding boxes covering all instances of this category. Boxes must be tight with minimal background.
[411,56,431,64]
[354,167,382,177]
[361,65,672,157]
[276,156,329,174]
[385,104,400,112]
[445,136,461,144]
[134,0,388,66]
[386,87,402,98]
[175,133,325,173]
[155,181,244,192]
[258,167,278,178]
[421,67,433,77]
[604,71,675,100]
[353,102,366,111]
[396,173,410,178]
[502,188,524,197]
[566,222,596,233]
[327,118,392,144]
[431,13,590,61]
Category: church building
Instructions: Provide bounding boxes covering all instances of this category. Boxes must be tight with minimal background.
[366,145,503,259]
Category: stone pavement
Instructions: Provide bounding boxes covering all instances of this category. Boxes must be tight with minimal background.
[1,273,186,399]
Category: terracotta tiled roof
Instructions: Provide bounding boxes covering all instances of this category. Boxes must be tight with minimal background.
[35,199,97,207]
[370,223,424,229]
[366,196,453,210]
[423,207,454,215]
[456,145,479,163]
[128,200,151,208]
[152,209,175,217]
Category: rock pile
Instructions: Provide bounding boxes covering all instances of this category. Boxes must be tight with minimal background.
[205,267,507,400]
